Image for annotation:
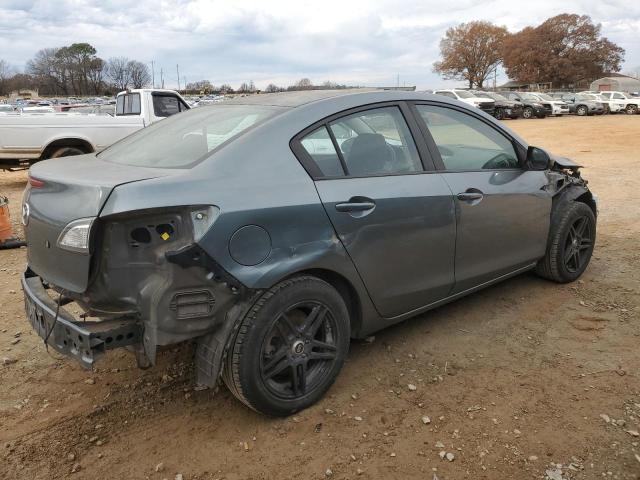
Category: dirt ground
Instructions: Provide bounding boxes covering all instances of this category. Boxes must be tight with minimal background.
[1,115,639,480]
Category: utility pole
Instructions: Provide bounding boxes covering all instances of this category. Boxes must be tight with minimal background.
[150,60,155,88]
[160,68,164,89]
[396,73,399,88]
[176,64,180,92]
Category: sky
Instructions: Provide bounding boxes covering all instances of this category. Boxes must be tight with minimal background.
[0,0,639,90]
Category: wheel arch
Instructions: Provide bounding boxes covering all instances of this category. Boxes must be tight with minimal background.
[41,137,95,159]
[283,268,364,338]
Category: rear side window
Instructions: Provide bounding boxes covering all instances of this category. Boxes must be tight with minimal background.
[116,93,141,115]
[153,94,188,117]
[328,106,422,177]
[417,105,519,171]
[299,126,345,177]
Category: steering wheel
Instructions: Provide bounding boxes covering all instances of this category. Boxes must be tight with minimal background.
[482,153,514,170]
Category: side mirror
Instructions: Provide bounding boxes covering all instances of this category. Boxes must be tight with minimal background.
[526,146,552,171]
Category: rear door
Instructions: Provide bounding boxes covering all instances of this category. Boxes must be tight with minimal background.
[412,102,550,293]
[293,103,456,318]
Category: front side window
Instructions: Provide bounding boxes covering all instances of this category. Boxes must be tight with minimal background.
[100,104,282,168]
[416,105,520,171]
[327,106,422,177]
[153,94,187,117]
[116,93,141,115]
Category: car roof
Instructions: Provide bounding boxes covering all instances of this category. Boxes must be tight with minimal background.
[224,89,449,108]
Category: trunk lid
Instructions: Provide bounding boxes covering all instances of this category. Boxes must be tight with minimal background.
[24,154,173,293]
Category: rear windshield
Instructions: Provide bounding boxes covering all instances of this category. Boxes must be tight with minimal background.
[99,104,283,168]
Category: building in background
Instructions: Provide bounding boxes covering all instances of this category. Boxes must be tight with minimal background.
[589,73,640,93]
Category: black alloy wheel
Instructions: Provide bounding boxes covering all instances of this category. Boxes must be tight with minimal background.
[223,276,350,416]
[563,215,593,274]
[260,301,339,399]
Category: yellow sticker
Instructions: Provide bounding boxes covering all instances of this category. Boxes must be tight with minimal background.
[160,232,170,241]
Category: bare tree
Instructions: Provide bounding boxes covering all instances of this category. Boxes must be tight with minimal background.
[264,83,282,93]
[106,57,132,90]
[0,60,14,95]
[433,21,508,88]
[128,60,151,89]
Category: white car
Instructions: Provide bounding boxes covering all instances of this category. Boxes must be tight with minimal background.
[525,93,570,116]
[432,89,495,115]
[0,89,190,169]
[577,92,625,113]
[597,91,639,114]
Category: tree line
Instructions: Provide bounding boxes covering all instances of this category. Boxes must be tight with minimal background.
[0,43,151,96]
[433,14,625,89]
[184,78,355,95]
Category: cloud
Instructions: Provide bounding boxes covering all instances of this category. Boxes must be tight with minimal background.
[0,0,638,90]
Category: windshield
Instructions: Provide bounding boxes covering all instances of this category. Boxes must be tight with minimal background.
[486,92,507,101]
[454,90,475,99]
[534,93,553,101]
[519,93,540,101]
[576,94,594,101]
[100,104,283,168]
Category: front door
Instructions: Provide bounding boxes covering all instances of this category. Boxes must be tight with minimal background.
[414,103,551,293]
[297,105,457,318]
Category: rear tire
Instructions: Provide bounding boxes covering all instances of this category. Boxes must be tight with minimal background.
[494,108,504,120]
[535,202,596,283]
[223,276,350,416]
[626,104,638,115]
[49,146,86,158]
[522,107,534,119]
[576,105,588,116]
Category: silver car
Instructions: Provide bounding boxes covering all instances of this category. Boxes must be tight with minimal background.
[21,90,597,415]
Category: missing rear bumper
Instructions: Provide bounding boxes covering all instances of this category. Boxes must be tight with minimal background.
[22,271,142,369]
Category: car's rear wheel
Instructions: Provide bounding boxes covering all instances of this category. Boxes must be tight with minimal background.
[494,108,504,120]
[522,106,533,119]
[536,201,596,283]
[49,146,86,158]
[223,276,350,416]
[576,105,588,116]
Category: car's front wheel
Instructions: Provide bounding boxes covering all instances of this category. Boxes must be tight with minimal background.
[626,104,638,115]
[536,201,596,283]
[522,106,534,119]
[576,105,588,116]
[223,276,350,416]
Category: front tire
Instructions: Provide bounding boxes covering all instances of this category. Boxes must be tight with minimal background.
[576,105,588,116]
[522,106,534,119]
[223,276,350,416]
[626,104,638,115]
[536,202,596,283]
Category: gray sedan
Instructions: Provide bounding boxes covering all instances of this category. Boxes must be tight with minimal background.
[21,90,597,416]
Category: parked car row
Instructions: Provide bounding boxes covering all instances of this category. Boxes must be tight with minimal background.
[431,89,640,120]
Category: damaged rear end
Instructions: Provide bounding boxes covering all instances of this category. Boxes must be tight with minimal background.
[21,156,237,369]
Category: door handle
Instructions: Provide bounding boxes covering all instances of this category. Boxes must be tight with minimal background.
[335,201,376,212]
[457,191,484,202]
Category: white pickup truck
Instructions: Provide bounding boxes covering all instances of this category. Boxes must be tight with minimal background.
[597,91,639,114]
[0,89,189,169]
